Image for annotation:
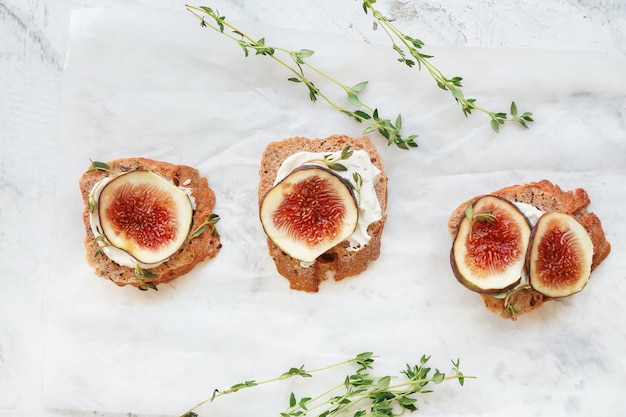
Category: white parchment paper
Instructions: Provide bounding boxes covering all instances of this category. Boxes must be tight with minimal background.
[44,2,626,416]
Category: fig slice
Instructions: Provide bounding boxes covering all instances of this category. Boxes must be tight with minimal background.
[260,165,359,262]
[527,211,593,298]
[98,170,193,264]
[451,195,531,294]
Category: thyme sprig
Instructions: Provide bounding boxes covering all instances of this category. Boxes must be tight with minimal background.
[86,159,115,174]
[306,146,354,172]
[189,213,221,240]
[87,160,117,212]
[362,0,534,132]
[134,265,159,291]
[494,284,531,319]
[464,202,497,240]
[93,226,111,258]
[179,352,473,417]
[186,5,418,149]
[348,171,364,203]
[305,146,364,201]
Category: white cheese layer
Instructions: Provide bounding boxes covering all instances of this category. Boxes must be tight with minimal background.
[514,202,544,227]
[274,149,383,256]
[512,201,545,283]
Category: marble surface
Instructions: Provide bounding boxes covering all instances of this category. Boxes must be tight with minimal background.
[1,1,626,417]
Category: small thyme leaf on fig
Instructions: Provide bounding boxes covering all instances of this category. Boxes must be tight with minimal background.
[87,159,115,173]
[465,202,497,240]
[189,213,221,240]
[475,211,497,224]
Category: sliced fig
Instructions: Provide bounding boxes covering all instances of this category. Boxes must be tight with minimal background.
[451,195,531,293]
[260,165,358,262]
[527,211,593,297]
[98,170,193,264]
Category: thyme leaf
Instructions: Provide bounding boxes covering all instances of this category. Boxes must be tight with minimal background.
[87,194,97,213]
[464,202,497,240]
[189,213,221,240]
[495,284,531,319]
[92,226,111,258]
[178,352,473,417]
[186,5,418,149]
[305,146,354,172]
[362,0,534,132]
[134,265,159,291]
[349,171,364,203]
[86,159,115,173]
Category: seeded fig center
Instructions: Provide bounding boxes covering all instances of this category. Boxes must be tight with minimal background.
[534,224,581,287]
[105,182,178,249]
[273,176,346,247]
[466,205,523,276]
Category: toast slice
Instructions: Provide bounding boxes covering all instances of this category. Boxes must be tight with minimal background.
[447,180,610,319]
[258,134,388,292]
[79,157,221,289]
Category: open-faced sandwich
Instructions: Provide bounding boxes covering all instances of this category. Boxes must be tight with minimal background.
[79,157,221,290]
[258,134,388,292]
[447,180,611,319]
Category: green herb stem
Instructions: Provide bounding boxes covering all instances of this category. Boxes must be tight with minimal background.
[362,0,534,132]
[179,352,474,417]
[495,284,531,318]
[179,354,369,417]
[186,4,418,149]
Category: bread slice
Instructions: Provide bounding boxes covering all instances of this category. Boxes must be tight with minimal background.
[447,180,611,319]
[79,157,221,289]
[258,134,388,292]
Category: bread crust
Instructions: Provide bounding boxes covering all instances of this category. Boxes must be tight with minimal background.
[79,158,221,289]
[447,180,610,319]
[258,134,388,292]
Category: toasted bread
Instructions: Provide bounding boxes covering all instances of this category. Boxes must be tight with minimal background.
[258,134,388,292]
[79,158,221,289]
[447,180,610,319]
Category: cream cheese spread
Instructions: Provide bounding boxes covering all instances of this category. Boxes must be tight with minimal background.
[274,149,383,257]
[514,202,544,227]
[512,201,545,283]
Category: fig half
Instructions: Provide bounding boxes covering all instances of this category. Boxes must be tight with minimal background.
[98,170,193,264]
[260,165,359,262]
[527,211,593,298]
[451,195,531,294]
